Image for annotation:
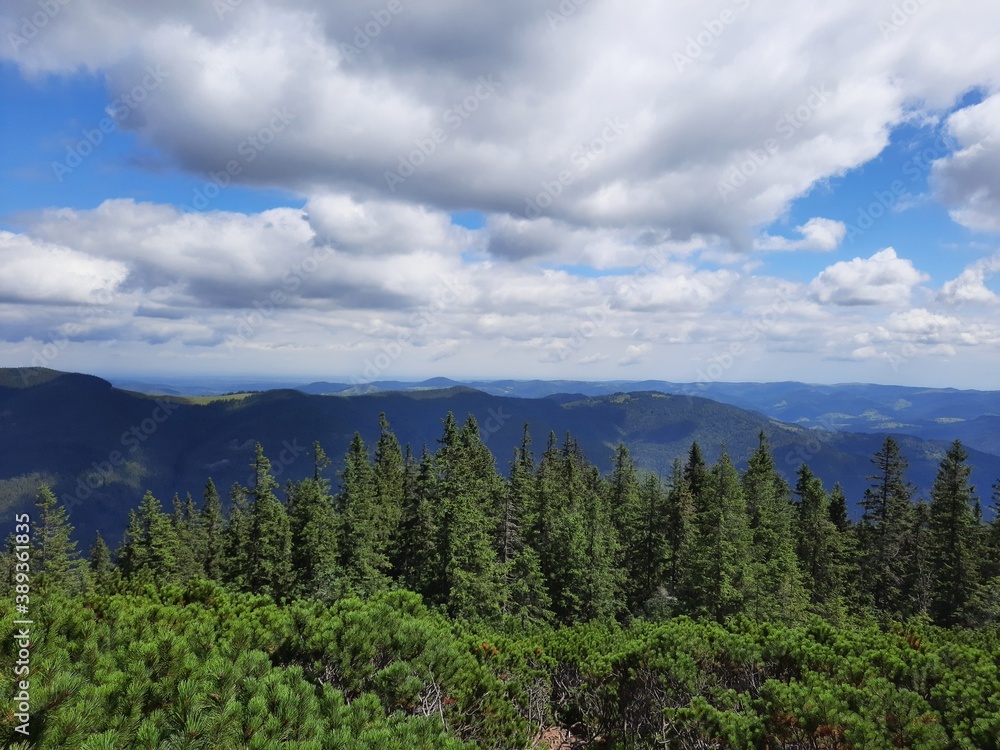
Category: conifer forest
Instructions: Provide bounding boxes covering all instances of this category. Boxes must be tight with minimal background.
[3,412,999,749]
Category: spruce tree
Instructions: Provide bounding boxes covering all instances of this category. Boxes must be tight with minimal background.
[901,501,934,617]
[682,451,753,621]
[88,531,113,586]
[858,436,914,615]
[117,490,183,583]
[664,458,695,594]
[793,464,841,616]
[223,482,251,589]
[742,433,806,620]
[395,445,441,597]
[200,478,225,580]
[435,414,504,619]
[287,441,340,598]
[339,432,390,594]
[246,443,293,599]
[34,485,83,594]
[927,440,980,625]
[500,425,551,622]
[373,413,406,563]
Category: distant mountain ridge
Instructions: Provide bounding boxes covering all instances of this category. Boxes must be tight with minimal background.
[3,368,998,546]
[288,377,1000,457]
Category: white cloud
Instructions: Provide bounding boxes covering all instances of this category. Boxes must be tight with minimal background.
[0,231,128,304]
[5,0,1000,251]
[754,218,846,252]
[808,248,928,306]
[931,94,1000,232]
[619,343,651,366]
[938,251,1000,306]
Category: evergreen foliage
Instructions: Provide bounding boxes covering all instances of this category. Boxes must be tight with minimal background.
[6,410,999,748]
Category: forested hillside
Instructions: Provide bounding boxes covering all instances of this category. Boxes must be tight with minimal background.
[3,411,999,748]
[4,368,999,548]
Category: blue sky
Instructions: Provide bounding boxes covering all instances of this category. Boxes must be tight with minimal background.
[1,1,998,387]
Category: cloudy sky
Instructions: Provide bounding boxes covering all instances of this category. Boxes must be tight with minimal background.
[1,0,999,387]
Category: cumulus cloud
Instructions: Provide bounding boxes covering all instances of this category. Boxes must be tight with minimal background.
[931,94,1000,232]
[0,231,128,304]
[4,0,1000,249]
[938,251,1000,305]
[754,218,846,252]
[808,248,928,306]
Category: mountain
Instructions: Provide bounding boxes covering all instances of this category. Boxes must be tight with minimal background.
[287,378,1000,457]
[3,368,999,547]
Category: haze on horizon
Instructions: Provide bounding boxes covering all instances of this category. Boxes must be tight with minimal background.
[1,0,999,389]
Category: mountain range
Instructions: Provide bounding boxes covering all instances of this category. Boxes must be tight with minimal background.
[2,367,998,546]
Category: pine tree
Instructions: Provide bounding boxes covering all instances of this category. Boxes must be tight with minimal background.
[742,433,806,620]
[245,443,293,599]
[927,440,980,625]
[34,486,83,594]
[116,490,183,583]
[858,436,914,615]
[287,441,340,598]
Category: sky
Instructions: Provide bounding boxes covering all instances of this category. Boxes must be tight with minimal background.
[1,0,999,388]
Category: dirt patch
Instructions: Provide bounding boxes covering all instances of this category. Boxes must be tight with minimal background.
[534,726,589,749]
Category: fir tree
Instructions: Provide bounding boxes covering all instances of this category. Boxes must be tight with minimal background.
[928,440,980,625]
